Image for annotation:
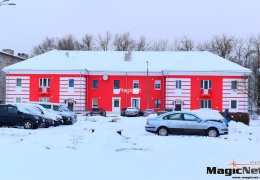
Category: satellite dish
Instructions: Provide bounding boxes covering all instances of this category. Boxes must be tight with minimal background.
[103,74,108,80]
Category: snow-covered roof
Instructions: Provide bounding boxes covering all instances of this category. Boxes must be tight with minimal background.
[2,50,251,75]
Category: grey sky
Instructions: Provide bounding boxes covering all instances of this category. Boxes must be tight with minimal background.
[0,0,260,55]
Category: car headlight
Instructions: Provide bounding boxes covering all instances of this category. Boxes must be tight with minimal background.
[67,117,71,120]
[34,116,40,120]
[222,125,228,129]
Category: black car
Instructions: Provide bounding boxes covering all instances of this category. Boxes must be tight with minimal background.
[91,107,106,116]
[0,104,44,129]
[138,109,144,116]
[121,108,127,116]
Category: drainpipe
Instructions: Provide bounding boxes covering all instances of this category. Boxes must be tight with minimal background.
[162,71,165,110]
[126,73,128,108]
[85,69,89,110]
[79,70,82,113]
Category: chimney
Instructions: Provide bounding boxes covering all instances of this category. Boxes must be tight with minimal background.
[124,50,132,61]
[18,53,29,59]
[2,49,14,55]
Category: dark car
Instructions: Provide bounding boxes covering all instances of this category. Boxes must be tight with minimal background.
[91,107,106,116]
[121,108,127,116]
[138,109,144,116]
[83,108,91,116]
[164,108,173,112]
[0,104,44,129]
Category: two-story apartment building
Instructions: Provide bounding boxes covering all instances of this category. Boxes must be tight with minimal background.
[0,49,27,104]
[2,50,251,113]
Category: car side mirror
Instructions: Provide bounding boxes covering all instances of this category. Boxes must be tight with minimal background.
[17,111,22,115]
[197,119,202,123]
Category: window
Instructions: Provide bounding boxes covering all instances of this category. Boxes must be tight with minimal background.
[7,106,18,114]
[231,81,237,90]
[40,78,50,87]
[53,105,61,111]
[176,80,181,89]
[68,79,74,87]
[200,80,212,89]
[92,80,98,89]
[133,80,139,88]
[39,98,50,102]
[183,114,198,121]
[231,100,237,109]
[200,100,212,108]
[163,113,182,120]
[92,98,98,107]
[155,80,161,90]
[15,97,22,103]
[16,78,21,86]
[154,99,161,108]
[114,80,120,89]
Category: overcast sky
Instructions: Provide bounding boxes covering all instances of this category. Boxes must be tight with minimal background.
[0,0,260,56]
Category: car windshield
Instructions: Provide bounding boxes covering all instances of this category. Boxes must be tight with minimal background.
[145,109,154,112]
[16,106,31,114]
[60,105,70,112]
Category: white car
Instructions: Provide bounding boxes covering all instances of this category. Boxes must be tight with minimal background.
[125,107,139,117]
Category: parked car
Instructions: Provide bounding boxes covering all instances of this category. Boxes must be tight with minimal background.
[91,107,106,116]
[125,107,139,117]
[164,108,173,112]
[143,109,156,117]
[83,108,91,116]
[120,108,127,116]
[45,108,64,126]
[138,109,144,116]
[16,104,54,128]
[145,111,228,137]
[33,102,75,125]
[0,104,44,129]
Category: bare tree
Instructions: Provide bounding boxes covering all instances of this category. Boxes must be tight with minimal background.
[174,36,195,51]
[113,32,135,51]
[57,34,78,50]
[150,38,170,51]
[31,37,57,56]
[97,31,112,51]
[134,36,150,51]
[80,34,97,51]
[209,34,235,58]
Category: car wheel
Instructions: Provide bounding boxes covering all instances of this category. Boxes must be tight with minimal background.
[207,128,219,137]
[24,120,33,129]
[157,127,169,136]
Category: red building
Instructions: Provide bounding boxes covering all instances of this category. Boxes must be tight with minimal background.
[2,50,251,113]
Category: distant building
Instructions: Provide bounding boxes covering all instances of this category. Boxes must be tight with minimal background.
[0,49,27,104]
[2,50,251,113]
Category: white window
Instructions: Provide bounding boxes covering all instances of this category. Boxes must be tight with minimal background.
[176,80,181,89]
[231,81,237,90]
[133,80,139,88]
[231,100,237,109]
[155,80,161,90]
[92,98,98,107]
[154,99,161,108]
[39,97,50,102]
[200,100,212,108]
[15,97,22,103]
[40,78,50,87]
[200,80,212,89]
[16,78,21,86]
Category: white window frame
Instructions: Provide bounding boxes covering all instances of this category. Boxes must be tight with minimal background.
[176,80,181,89]
[155,80,161,90]
[231,100,237,109]
[200,80,212,89]
[39,78,50,87]
[16,78,22,87]
[92,98,98,107]
[231,81,237,90]
[39,97,50,102]
[133,80,139,88]
[200,100,212,109]
[15,97,22,103]
[154,99,161,108]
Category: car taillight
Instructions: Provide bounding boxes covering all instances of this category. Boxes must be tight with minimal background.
[146,120,149,125]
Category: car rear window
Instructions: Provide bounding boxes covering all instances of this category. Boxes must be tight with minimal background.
[92,108,100,111]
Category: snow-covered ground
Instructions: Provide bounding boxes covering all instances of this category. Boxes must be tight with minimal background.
[0,114,260,180]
